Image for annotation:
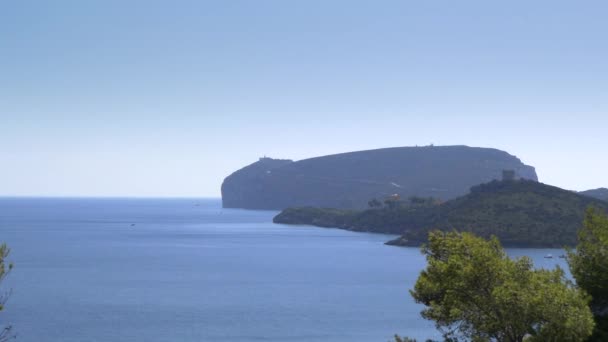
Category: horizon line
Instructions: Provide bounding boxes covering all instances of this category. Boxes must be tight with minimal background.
[0,195,222,200]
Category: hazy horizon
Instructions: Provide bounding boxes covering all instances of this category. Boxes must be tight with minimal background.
[2,1,607,197]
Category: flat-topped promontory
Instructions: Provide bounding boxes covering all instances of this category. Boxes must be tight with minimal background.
[221,145,537,210]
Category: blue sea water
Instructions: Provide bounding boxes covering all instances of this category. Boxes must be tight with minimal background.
[0,198,569,342]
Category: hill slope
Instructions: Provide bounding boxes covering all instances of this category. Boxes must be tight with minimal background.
[274,180,608,247]
[222,145,537,210]
[580,188,608,201]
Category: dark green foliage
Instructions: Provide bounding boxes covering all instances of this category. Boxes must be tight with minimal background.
[223,146,537,210]
[274,180,608,248]
[411,231,594,342]
[416,180,608,247]
[408,196,442,207]
[392,336,416,342]
[272,207,357,229]
[568,208,608,341]
[274,196,441,235]
[368,198,383,208]
[384,197,401,210]
[0,244,13,342]
[392,336,439,342]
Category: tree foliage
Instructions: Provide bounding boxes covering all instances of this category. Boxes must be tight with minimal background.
[568,208,608,341]
[368,198,383,208]
[411,231,594,342]
[274,180,608,248]
[0,244,13,342]
[392,336,423,342]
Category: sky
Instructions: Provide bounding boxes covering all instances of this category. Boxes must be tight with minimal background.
[1,0,607,197]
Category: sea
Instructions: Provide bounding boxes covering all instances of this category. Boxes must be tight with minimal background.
[0,198,569,342]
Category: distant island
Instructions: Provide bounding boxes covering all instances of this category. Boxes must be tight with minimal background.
[222,145,537,210]
[273,179,608,248]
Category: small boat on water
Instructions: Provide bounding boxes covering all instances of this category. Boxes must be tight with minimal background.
[544,254,553,259]
[559,254,566,259]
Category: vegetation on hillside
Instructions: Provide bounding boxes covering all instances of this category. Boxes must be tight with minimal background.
[411,231,594,342]
[223,146,537,210]
[274,180,608,247]
[0,244,13,342]
[568,209,608,341]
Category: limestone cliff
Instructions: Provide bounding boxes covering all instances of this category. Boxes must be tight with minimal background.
[221,146,538,210]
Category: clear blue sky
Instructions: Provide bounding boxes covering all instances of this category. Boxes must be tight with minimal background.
[1,0,606,197]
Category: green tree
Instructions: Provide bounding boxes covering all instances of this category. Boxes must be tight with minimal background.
[0,244,13,342]
[392,336,439,342]
[411,231,594,342]
[567,208,608,341]
[392,336,420,342]
[384,196,401,210]
[368,198,383,208]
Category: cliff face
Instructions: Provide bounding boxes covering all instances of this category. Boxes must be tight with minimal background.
[221,146,538,210]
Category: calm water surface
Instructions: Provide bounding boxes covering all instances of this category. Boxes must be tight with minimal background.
[0,198,568,342]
